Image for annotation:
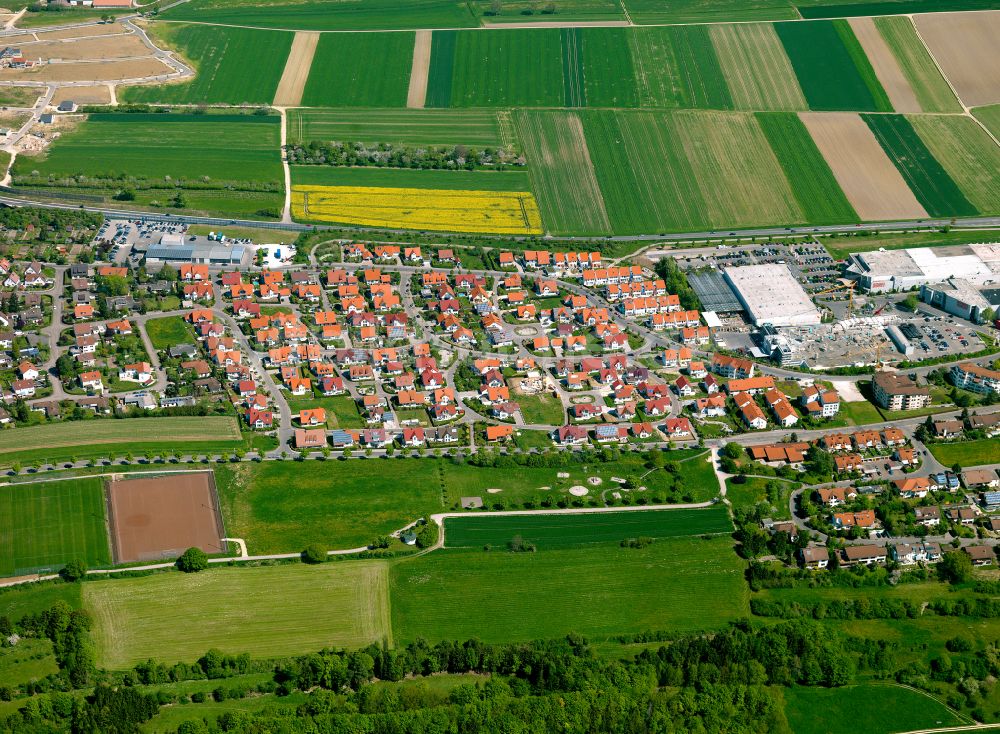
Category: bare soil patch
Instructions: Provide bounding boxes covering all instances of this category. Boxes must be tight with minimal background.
[406,29,432,109]
[21,34,149,62]
[800,111,927,221]
[34,23,131,41]
[569,485,589,496]
[914,11,1000,107]
[52,84,111,105]
[0,57,171,82]
[273,31,319,107]
[848,17,920,113]
[106,472,226,564]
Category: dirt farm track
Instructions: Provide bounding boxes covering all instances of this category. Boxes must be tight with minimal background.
[106,472,227,564]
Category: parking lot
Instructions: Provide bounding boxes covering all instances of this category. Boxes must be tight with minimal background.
[95,219,189,265]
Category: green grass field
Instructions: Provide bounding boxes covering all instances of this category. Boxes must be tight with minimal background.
[514,109,610,235]
[837,399,885,426]
[300,32,414,107]
[391,535,747,643]
[0,582,81,620]
[710,23,806,111]
[0,478,110,576]
[928,438,1000,468]
[514,389,567,425]
[0,639,58,689]
[798,0,1000,18]
[472,0,624,22]
[874,16,962,113]
[17,114,281,182]
[444,505,732,549]
[909,114,1000,215]
[756,111,857,224]
[286,108,503,147]
[85,562,391,668]
[823,228,1000,261]
[974,105,1000,141]
[630,26,732,110]
[783,684,966,734]
[864,114,978,218]
[214,460,444,553]
[726,477,798,520]
[291,165,532,191]
[425,30,457,108]
[578,27,639,108]
[776,19,891,112]
[449,29,564,107]
[286,393,364,429]
[145,316,194,351]
[123,25,293,105]
[160,0,478,30]
[623,0,797,24]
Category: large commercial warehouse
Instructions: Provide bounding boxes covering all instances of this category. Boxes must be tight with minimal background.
[846,243,1000,292]
[143,233,252,268]
[723,264,821,327]
[920,278,1000,322]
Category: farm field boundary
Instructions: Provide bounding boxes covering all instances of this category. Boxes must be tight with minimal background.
[273,31,320,107]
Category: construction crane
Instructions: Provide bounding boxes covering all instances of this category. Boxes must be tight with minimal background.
[815,281,857,317]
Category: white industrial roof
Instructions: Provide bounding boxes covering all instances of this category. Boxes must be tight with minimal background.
[723,264,821,327]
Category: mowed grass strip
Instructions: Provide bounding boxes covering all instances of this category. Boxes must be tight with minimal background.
[449,29,564,107]
[85,563,391,668]
[390,536,748,643]
[874,16,961,113]
[0,479,110,576]
[514,109,610,235]
[214,460,444,553]
[756,112,857,224]
[300,32,413,107]
[444,505,733,549]
[623,0,796,24]
[0,417,241,455]
[909,115,1000,215]
[424,30,456,108]
[579,27,638,108]
[863,114,977,217]
[710,23,806,111]
[286,108,502,147]
[776,19,891,112]
[291,165,531,191]
[13,114,282,185]
[123,26,293,105]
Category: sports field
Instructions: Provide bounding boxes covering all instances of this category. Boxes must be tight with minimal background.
[123,25,293,105]
[443,505,732,549]
[909,114,1000,214]
[85,562,391,668]
[0,416,242,455]
[391,535,748,643]
[300,32,413,107]
[0,479,110,576]
[286,108,504,147]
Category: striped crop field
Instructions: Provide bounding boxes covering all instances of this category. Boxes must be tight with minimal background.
[291,184,543,234]
[514,110,610,235]
[908,115,1000,215]
[776,19,892,112]
[756,112,857,223]
[874,16,961,113]
[577,27,639,108]
[123,25,293,105]
[0,417,242,455]
[0,479,110,577]
[286,109,504,147]
[629,26,732,109]
[300,32,413,107]
[864,114,978,217]
[709,23,806,110]
[443,506,733,550]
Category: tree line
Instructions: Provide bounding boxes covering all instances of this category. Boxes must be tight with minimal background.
[284,141,525,171]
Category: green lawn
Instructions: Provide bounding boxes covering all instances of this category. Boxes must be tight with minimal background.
[823,228,1000,261]
[444,505,732,549]
[285,393,364,429]
[838,399,884,426]
[783,684,966,734]
[213,460,445,553]
[84,562,392,668]
[515,390,566,425]
[391,535,748,643]
[928,438,1000,468]
[123,25,293,104]
[300,32,414,107]
[726,476,799,520]
[287,108,503,147]
[864,114,978,218]
[0,479,110,576]
[145,316,194,351]
[0,582,81,620]
[0,639,58,689]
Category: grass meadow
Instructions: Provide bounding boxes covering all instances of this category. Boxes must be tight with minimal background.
[300,32,414,107]
[928,438,1000,468]
[390,535,748,644]
[629,26,732,110]
[622,0,796,24]
[577,27,639,108]
[0,582,82,619]
[145,316,194,351]
[449,29,564,107]
[84,562,392,668]
[909,114,1000,215]
[874,16,962,113]
[443,505,732,549]
[0,478,110,576]
[160,0,478,30]
[974,105,1000,140]
[291,166,531,192]
[776,19,892,112]
[123,26,293,105]
[286,109,504,147]
[0,639,58,689]
[864,114,978,218]
[783,684,967,734]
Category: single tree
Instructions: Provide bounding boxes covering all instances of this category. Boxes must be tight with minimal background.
[176,546,209,573]
[300,544,326,564]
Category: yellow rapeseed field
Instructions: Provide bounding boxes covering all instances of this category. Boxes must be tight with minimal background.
[291,185,543,235]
